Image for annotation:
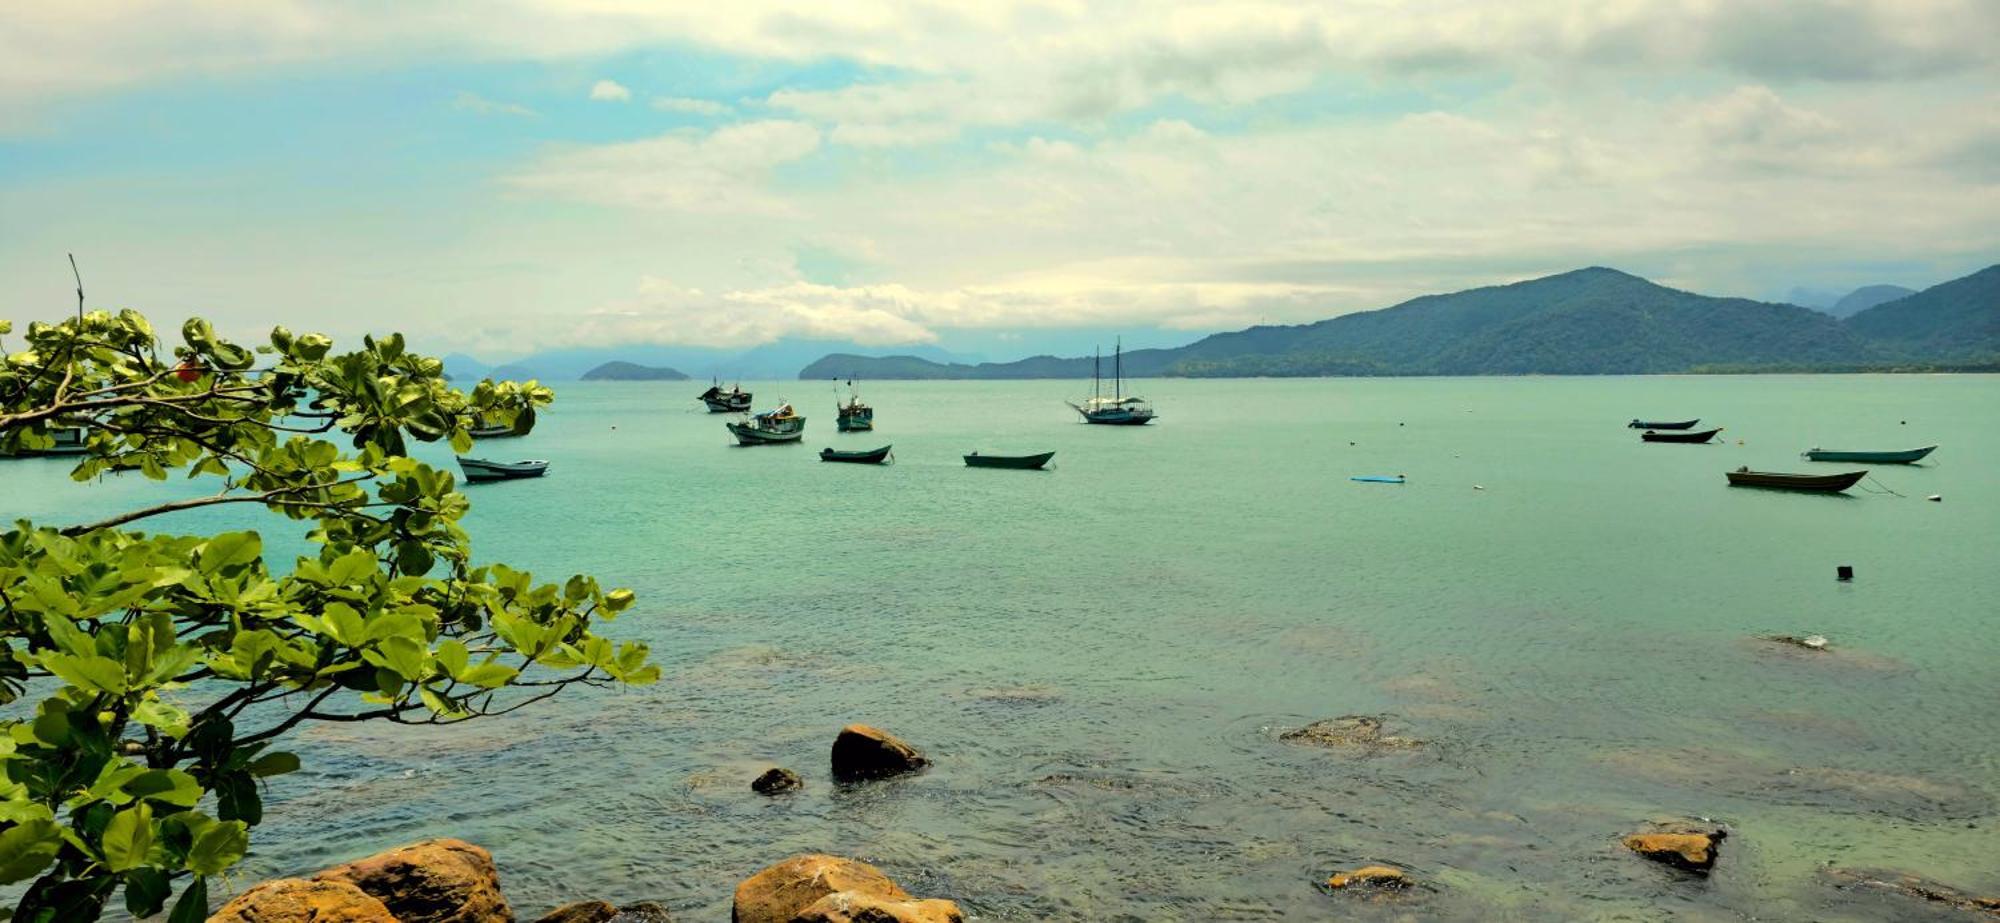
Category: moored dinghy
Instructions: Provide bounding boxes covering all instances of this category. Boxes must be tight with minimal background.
[1726,467,1867,493]
[1352,475,1406,484]
[820,445,892,464]
[965,451,1055,470]
[1804,445,1937,464]
[1641,427,1722,444]
[457,457,550,482]
[1629,418,1699,430]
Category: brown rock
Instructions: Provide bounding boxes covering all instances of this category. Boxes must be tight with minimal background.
[313,838,513,923]
[1327,865,1413,890]
[1279,716,1424,753]
[209,878,399,923]
[1621,829,1724,873]
[606,902,672,922]
[732,855,911,923]
[753,767,804,795]
[830,725,930,781]
[533,901,616,923]
[791,892,965,923]
[1823,868,2000,916]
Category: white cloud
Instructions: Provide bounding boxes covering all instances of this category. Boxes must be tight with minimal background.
[588,79,631,102]
[505,120,821,214]
[651,95,730,115]
[451,90,536,117]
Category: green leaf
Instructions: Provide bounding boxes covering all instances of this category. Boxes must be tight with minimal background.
[123,769,204,808]
[247,751,300,778]
[166,876,208,923]
[39,652,128,694]
[124,867,171,918]
[0,818,62,883]
[102,802,155,871]
[185,820,247,876]
[197,532,262,574]
[131,697,191,737]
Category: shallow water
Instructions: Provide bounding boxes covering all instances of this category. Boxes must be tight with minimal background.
[7,375,1999,920]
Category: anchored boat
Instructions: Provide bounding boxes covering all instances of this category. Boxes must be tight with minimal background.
[1629,418,1699,430]
[835,382,875,432]
[1726,467,1867,493]
[5,425,90,457]
[699,381,754,414]
[1804,445,1936,464]
[1641,427,1721,444]
[820,445,892,464]
[964,451,1055,470]
[1068,338,1156,425]
[457,457,550,482]
[728,404,805,445]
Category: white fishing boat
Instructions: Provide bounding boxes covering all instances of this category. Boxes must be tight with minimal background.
[699,381,754,413]
[727,404,805,445]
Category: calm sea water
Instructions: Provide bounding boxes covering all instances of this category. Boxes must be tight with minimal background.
[8,376,1999,921]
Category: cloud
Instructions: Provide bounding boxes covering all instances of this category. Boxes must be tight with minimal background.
[505,120,821,213]
[651,95,730,115]
[451,91,536,117]
[588,79,631,102]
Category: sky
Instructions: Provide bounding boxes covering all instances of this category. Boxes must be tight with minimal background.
[2,0,1996,362]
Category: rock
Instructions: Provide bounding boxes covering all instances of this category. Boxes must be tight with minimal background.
[1327,865,1413,891]
[1762,633,1830,651]
[830,725,930,781]
[534,901,617,923]
[1621,823,1725,873]
[210,878,399,923]
[732,855,913,923]
[607,902,673,922]
[313,838,512,923]
[1823,867,2000,916]
[1279,715,1424,753]
[791,892,965,923]
[753,767,804,795]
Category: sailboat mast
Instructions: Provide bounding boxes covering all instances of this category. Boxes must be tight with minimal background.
[1093,346,1101,402]
[1115,337,1122,400]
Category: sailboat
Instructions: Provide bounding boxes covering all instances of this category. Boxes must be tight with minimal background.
[1067,338,1156,425]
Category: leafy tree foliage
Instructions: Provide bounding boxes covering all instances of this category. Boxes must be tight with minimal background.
[0,309,658,922]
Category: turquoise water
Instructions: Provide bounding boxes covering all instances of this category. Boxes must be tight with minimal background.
[7,376,1999,920]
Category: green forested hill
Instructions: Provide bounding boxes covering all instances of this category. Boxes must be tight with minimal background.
[1844,265,2000,361]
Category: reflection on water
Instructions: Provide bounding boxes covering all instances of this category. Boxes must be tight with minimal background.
[7,375,1998,921]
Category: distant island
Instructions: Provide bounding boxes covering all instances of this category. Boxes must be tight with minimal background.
[798,264,2000,379]
[580,361,690,381]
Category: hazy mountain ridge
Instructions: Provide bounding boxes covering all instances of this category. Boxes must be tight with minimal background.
[799,265,1997,379]
[1826,284,1917,318]
[580,361,689,381]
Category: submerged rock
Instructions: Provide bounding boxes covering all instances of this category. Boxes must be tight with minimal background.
[1327,865,1414,891]
[1823,867,2000,916]
[1762,633,1830,651]
[734,854,946,923]
[830,724,931,781]
[1621,822,1726,873]
[311,837,511,923]
[211,878,398,923]
[533,900,672,923]
[792,892,966,923]
[1279,715,1424,753]
[752,766,804,795]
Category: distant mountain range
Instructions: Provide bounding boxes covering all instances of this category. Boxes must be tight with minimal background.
[580,361,688,381]
[1825,284,1917,319]
[441,340,978,383]
[797,265,1999,379]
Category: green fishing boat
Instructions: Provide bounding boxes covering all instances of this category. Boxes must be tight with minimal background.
[1803,445,1936,464]
[964,450,1055,470]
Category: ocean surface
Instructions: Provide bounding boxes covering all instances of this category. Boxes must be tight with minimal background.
[7,375,1999,921]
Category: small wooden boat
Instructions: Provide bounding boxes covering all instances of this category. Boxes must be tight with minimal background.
[820,445,891,464]
[1804,445,1936,464]
[1641,427,1721,444]
[964,451,1055,470]
[1629,418,1698,430]
[457,457,550,482]
[1726,467,1866,493]
[699,381,754,413]
[727,404,805,445]
[1351,475,1406,484]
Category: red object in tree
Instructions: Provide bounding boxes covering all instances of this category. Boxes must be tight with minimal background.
[175,361,203,383]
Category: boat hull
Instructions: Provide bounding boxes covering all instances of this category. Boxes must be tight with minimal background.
[821,445,891,464]
[1081,411,1156,425]
[835,415,874,432]
[1641,428,1721,444]
[728,421,804,445]
[1629,418,1698,430]
[1804,445,1936,464]
[1726,469,1867,492]
[964,451,1055,470]
[457,458,550,482]
[704,397,753,413]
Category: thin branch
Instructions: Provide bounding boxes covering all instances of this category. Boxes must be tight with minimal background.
[58,474,379,536]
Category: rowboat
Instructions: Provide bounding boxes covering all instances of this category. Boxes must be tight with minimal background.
[1726,467,1866,493]
[457,457,550,482]
[1641,427,1721,444]
[727,404,805,445]
[964,451,1055,470]
[1629,418,1698,430]
[820,445,891,464]
[1352,475,1406,484]
[1804,445,1936,464]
